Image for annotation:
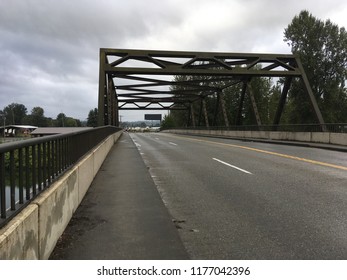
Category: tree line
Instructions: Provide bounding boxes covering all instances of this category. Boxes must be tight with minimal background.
[0,103,99,127]
[164,11,347,128]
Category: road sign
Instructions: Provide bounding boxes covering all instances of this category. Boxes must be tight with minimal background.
[144,114,162,121]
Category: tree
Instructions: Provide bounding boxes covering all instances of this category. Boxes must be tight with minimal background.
[55,113,79,127]
[2,103,28,125]
[284,10,347,123]
[55,113,66,127]
[160,114,176,130]
[30,107,47,127]
[237,77,274,125]
[1,102,83,127]
[87,108,98,127]
[169,75,192,127]
[64,117,78,127]
[75,119,82,127]
[169,70,276,127]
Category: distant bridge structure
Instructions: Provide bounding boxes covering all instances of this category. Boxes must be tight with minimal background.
[98,48,325,128]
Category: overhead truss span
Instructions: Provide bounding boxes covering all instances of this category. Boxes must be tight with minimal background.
[98,48,325,128]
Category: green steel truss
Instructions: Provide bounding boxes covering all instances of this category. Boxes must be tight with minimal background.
[98,48,325,128]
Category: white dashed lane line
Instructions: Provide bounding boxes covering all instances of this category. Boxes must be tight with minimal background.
[212,158,252,175]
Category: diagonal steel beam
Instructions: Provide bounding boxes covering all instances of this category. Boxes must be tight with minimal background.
[99,48,326,128]
[273,77,292,127]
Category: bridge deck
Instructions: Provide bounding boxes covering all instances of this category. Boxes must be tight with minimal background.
[50,132,188,260]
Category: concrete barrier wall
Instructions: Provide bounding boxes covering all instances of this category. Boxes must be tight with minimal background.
[36,167,79,259]
[166,129,347,146]
[78,153,94,204]
[0,130,122,260]
[330,133,347,146]
[0,205,39,259]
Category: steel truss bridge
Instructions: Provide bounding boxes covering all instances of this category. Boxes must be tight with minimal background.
[98,48,325,128]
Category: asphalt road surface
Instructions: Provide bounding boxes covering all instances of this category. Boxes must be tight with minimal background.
[129,132,347,259]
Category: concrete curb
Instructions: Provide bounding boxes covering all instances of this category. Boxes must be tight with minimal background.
[165,129,347,153]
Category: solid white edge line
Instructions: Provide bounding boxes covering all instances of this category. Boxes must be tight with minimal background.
[169,142,177,146]
[213,158,252,175]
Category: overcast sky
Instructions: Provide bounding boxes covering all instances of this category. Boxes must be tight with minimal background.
[1,0,346,122]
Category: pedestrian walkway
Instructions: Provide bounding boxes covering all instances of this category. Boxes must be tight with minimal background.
[50,133,188,260]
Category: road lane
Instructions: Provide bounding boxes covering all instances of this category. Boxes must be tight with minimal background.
[129,132,347,259]
[213,158,253,174]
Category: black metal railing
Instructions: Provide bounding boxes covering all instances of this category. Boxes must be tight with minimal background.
[0,126,121,228]
[173,123,347,133]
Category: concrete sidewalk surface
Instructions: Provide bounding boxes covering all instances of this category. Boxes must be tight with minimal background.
[50,133,188,260]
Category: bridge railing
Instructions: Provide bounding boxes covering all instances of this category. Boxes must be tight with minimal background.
[0,126,121,228]
[180,123,347,133]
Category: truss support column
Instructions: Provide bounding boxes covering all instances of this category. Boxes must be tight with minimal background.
[236,81,247,125]
[187,107,191,127]
[247,82,262,126]
[220,92,229,127]
[98,50,107,126]
[202,99,209,128]
[114,88,119,127]
[213,93,220,126]
[273,77,292,129]
[198,99,203,126]
[107,77,114,126]
[296,56,326,131]
[108,77,119,127]
[190,103,196,127]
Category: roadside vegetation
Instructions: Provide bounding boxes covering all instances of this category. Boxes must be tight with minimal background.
[166,11,347,129]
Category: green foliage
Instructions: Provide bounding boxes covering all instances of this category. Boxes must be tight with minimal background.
[284,10,347,123]
[87,108,98,127]
[55,113,80,127]
[4,149,31,171]
[241,77,274,125]
[167,11,347,127]
[1,103,84,127]
[30,107,48,127]
[160,114,176,130]
[4,145,51,174]
[55,113,66,126]
[2,103,28,125]
[169,68,279,127]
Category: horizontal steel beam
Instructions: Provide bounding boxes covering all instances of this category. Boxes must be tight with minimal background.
[103,49,301,79]
[118,108,187,110]
[119,98,194,102]
[105,65,301,77]
[102,48,298,60]
[117,92,202,98]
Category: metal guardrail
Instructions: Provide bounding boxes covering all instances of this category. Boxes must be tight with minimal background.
[178,123,347,133]
[0,126,121,228]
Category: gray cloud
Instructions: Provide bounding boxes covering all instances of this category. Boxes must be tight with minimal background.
[0,0,346,121]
